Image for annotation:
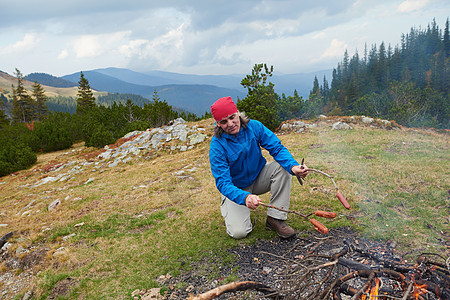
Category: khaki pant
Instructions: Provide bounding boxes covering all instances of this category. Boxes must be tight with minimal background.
[220,161,292,239]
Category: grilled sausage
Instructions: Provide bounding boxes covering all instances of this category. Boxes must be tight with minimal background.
[310,219,329,234]
[314,210,337,218]
[336,191,351,210]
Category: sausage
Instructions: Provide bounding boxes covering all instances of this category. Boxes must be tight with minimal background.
[314,210,337,218]
[336,191,351,210]
[310,218,329,234]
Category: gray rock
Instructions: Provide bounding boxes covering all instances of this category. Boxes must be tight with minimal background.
[189,133,207,145]
[332,122,353,130]
[16,246,29,255]
[281,123,291,131]
[48,199,61,211]
[362,116,374,124]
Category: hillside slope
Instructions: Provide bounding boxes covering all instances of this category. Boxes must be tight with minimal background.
[0,116,448,299]
[0,71,106,99]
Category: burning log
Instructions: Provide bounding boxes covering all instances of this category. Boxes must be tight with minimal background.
[188,236,449,300]
[282,245,448,300]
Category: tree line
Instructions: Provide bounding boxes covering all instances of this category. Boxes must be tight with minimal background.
[309,18,449,128]
[0,71,200,176]
[236,18,449,130]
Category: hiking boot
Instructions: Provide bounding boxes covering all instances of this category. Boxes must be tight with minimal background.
[266,216,296,239]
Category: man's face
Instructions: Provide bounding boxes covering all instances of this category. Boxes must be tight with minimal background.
[218,112,241,135]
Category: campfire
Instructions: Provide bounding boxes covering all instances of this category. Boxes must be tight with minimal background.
[191,235,450,300]
[188,168,448,300]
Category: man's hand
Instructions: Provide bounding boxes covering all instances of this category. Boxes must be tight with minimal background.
[291,164,309,178]
[245,194,261,209]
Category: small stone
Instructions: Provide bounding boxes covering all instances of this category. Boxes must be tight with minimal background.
[48,199,61,211]
[186,285,195,293]
[131,289,140,297]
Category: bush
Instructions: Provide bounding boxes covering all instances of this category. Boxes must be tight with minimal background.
[84,124,115,148]
[33,120,74,152]
[0,141,36,176]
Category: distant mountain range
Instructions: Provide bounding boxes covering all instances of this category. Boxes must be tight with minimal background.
[6,67,332,116]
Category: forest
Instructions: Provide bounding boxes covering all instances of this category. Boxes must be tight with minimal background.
[307,18,449,129]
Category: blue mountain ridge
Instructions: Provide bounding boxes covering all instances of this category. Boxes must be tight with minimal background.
[61,68,332,116]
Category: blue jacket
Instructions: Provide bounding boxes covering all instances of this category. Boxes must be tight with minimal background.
[209,119,299,205]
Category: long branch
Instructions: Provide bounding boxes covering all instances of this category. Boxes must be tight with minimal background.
[307,168,338,190]
[259,202,308,219]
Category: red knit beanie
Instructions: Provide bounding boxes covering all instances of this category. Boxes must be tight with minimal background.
[211,96,238,122]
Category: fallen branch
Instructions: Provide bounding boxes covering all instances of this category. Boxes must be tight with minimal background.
[189,281,280,300]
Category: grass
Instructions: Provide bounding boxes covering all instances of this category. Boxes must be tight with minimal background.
[0,117,448,299]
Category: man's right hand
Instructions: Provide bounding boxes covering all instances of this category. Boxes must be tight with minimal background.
[245,194,261,209]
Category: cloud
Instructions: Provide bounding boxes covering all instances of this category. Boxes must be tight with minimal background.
[58,49,68,60]
[1,0,448,76]
[72,31,131,58]
[0,33,39,54]
[397,0,430,13]
[320,39,348,59]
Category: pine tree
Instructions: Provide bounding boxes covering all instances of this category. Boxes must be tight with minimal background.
[0,100,9,128]
[238,64,279,130]
[322,76,329,98]
[309,76,321,99]
[11,68,35,123]
[76,72,96,114]
[444,18,450,58]
[31,81,49,120]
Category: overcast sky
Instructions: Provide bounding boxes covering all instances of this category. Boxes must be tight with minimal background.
[1,0,448,77]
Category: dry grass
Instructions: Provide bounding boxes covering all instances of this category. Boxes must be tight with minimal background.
[0,117,448,299]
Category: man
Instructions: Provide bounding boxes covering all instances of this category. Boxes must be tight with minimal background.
[209,96,308,239]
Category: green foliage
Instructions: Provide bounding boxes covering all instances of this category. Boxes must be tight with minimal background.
[11,69,36,123]
[32,113,76,152]
[76,71,96,114]
[0,143,36,176]
[0,125,36,175]
[311,18,450,128]
[46,96,77,113]
[0,100,9,129]
[238,64,280,131]
[0,89,192,176]
[31,81,49,120]
[278,90,303,121]
[97,93,150,107]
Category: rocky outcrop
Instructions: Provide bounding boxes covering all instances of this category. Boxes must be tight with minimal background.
[32,118,209,187]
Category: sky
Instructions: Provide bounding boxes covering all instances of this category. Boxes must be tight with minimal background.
[0,0,448,77]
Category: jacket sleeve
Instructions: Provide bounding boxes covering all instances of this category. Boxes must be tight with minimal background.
[253,120,299,174]
[209,139,250,205]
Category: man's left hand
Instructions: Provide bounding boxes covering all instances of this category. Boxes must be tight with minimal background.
[291,164,308,178]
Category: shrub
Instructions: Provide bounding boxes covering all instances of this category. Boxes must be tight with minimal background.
[0,141,36,176]
[84,124,115,148]
[33,120,73,152]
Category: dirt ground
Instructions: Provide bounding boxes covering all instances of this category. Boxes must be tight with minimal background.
[151,226,448,300]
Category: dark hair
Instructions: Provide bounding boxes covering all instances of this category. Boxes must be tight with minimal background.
[214,113,249,137]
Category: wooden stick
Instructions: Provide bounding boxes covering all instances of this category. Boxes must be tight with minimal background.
[307,168,338,190]
[259,202,308,220]
[189,281,279,300]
